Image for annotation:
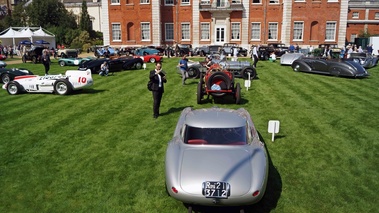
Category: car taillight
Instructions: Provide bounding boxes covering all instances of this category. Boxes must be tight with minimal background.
[171,187,178,194]
[252,190,260,197]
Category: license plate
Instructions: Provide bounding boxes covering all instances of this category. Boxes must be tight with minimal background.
[202,181,230,198]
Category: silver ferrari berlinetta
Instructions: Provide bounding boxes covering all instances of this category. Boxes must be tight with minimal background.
[165,107,268,212]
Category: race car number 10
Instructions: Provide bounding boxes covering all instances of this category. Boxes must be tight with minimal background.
[78,77,87,83]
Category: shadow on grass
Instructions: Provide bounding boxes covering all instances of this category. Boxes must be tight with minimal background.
[71,88,106,95]
[180,132,282,213]
[160,106,194,116]
[199,95,249,105]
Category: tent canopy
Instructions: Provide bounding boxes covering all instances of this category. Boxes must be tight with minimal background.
[0,27,56,48]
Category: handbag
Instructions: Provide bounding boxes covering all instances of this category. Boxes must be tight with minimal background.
[147,80,153,91]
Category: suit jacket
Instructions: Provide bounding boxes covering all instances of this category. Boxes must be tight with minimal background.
[149,70,167,92]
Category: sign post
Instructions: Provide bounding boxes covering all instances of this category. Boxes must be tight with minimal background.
[268,120,280,142]
[244,72,251,91]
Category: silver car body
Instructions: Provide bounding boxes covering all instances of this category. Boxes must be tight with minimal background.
[280,53,304,65]
[165,107,268,207]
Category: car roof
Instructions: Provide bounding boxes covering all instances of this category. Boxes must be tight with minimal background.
[185,108,247,128]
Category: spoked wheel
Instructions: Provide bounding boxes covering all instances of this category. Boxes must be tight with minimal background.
[187,67,200,78]
[1,73,11,84]
[6,81,23,95]
[197,81,204,104]
[53,79,73,95]
[235,82,241,104]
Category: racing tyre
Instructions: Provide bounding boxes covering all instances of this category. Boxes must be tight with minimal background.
[235,82,241,104]
[6,81,23,95]
[59,61,66,67]
[54,79,73,95]
[32,56,37,64]
[1,73,11,84]
[149,57,156,63]
[187,67,200,79]
[206,72,231,97]
[22,55,26,63]
[241,67,257,80]
[197,80,204,104]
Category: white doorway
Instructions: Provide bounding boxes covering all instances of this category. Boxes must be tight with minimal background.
[215,26,225,45]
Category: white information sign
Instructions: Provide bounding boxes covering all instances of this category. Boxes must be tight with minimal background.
[268,120,280,142]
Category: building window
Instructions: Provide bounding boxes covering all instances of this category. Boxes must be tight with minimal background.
[181,0,190,5]
[112,23,121,41]
[165,23,174,40]
[111,0,120,4]
[140,0,149,4]
[350,34,357,43]
[352,12,359,19]
[201,23,210,40]
[200,0,210,4]
[294,0,305,2]
[251,23,260,40]
[141,23,150,40]
[232,0,242,3]
[252,0,261,3]
[325,22,336,41]
[165,0,174,5]
[231,23,240,40]
[268,23,278,40]
[375,12,379,19]
[181,23,190,40]
[269,0,279,4]
[327,0,338,2]
[293,22,304,40]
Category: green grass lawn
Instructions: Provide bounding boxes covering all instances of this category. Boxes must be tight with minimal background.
[1,57,378,212]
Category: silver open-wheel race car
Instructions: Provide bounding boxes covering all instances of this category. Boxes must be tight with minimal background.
[197,63,241,104]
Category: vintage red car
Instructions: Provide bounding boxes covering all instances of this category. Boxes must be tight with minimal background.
[0,54,7,60]
[135,54,162,63]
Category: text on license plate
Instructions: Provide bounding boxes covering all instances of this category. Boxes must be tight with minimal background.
[202,181,230,198]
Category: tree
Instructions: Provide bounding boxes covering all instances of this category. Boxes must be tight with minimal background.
[25,0,77,29]
[79,1,91,32]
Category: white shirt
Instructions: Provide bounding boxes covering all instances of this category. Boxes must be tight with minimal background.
[156,69,162,87]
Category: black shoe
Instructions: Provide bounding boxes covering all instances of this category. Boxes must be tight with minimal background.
[153,114,158,119]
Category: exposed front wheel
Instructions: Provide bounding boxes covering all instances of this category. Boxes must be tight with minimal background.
[187,67,200,79]
[197,77,204,104]
[235,82,241,104]
[241,67,257,80]
[53,79,73,95]
[7,81,23,95]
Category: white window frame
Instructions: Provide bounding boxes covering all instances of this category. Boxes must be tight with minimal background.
[200,23,210,40]
[165,0,174,5]
[327,0,338,2]
[231,22,241,40]
[325,21,336,41]
[251,22,261,40]
[181,23,190,41]
[268,22,278,40]
[141,22,151,41]
[111,0,120,4]
[350,34,357,43]
[375,12,379,19]
[112,23,121,41]
[181,0,190,5]
[252,0,261,3]
[352,12,359,19]
[140,0,150,4]
[232,0,242,3]
[294,0,305,2]
[293,21,304,41]
[200,0,210,4]
[165,23,174,41]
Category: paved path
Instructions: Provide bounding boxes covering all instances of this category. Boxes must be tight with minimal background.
[4,52,96,65]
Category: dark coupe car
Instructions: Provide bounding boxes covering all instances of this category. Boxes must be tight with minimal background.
[291,58,369,78]
[0,61,34,84]
[78,56,143,74]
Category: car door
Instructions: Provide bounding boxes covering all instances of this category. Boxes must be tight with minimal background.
[310,59,329,73]
[109,59,124,72]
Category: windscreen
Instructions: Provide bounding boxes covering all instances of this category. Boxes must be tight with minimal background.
[184,126,247,145]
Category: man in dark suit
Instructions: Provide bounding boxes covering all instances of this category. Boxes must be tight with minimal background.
[149,62,167,119]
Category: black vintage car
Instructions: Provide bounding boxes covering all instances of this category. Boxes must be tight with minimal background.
[22,46,47,64]
[78,56,143,74]
[174,44,193,57]
[291,57,369,78]
[0,62,33,84]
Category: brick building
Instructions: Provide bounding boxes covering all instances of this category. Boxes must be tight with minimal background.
[102,0,379,49]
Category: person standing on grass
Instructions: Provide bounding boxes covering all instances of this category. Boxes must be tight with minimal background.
[178,54,189,85]
[42,50,51,75]
[149,62,167,119]
[251,45,259,68]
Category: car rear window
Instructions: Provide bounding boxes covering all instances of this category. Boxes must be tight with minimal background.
[184,126,247,145]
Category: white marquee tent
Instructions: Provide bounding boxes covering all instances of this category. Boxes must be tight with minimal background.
[0,26,56,48]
